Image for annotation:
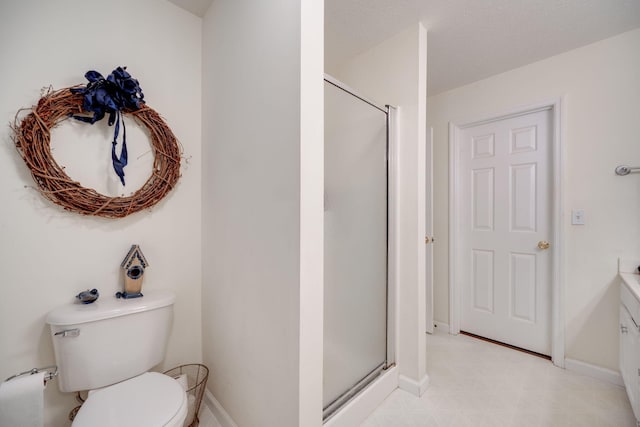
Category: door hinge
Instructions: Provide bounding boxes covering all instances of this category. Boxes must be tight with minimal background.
[425,236,435,244]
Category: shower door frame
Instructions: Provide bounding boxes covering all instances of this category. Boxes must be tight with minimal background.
[322,74,397,421]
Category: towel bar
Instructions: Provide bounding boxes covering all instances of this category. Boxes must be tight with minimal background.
[615,165,640,176]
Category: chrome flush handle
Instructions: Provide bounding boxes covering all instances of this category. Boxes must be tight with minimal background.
[54,328,80,338]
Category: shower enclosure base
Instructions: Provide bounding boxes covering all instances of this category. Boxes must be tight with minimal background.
[323,366,398,427]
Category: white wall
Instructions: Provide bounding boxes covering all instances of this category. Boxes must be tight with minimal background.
[331,23,429,392]
[201,1,324,426]
[0,1,203,426]
[429,28,640,371]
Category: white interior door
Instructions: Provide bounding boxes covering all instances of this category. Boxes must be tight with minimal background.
[458,109,552,355]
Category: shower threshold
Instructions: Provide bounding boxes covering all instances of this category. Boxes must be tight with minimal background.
[322,362,388,422]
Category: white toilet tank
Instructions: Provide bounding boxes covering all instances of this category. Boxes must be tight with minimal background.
[46,289,175,392]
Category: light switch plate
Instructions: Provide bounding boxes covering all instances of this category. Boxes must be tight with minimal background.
[572,209,585,225]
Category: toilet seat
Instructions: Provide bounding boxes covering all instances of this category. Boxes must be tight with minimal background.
[72,372,188,427]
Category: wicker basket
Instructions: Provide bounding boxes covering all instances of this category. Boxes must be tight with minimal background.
[164,364,209,427]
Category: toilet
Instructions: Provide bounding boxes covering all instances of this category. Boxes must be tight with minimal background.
[46,289,188,427]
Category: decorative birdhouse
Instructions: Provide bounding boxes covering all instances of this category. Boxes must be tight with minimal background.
[119,244,149,299]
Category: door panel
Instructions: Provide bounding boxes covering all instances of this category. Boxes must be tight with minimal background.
[472,168,494,230]
[472,249,494,313]
[510,163,537,231]
[460,109,552,355]
[510,252,536,322]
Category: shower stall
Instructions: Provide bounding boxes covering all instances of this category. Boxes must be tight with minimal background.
[323,76,395,420]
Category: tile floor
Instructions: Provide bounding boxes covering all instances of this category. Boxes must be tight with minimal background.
[361,328,636,427]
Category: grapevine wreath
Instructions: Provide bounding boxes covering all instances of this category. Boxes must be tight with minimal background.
[12,67,181,218]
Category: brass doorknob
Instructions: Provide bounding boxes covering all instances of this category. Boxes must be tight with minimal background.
[537,241,550,250]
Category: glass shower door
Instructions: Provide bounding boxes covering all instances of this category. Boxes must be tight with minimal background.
[323,78,388,419]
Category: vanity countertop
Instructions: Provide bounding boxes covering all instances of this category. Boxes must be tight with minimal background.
[620,272,640,303]
[619,258,640,304]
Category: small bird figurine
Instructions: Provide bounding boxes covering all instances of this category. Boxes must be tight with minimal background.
[76,289,99,304]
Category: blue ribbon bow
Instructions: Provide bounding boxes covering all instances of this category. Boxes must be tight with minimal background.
[70,67,145,186]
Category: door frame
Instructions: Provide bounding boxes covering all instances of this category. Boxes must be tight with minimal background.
[425,127,434,334]
[448,99,565,367]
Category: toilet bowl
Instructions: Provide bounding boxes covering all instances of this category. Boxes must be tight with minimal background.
[46,290,187,426]
[72,372,187,427]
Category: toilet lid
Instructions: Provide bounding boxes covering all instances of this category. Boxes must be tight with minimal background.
[72,372,187,427]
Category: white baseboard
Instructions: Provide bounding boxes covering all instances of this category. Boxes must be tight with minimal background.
[433,321,450,334]
[201,369,398,427]
[197,404,221,427]
[564,358,623,387]
[202,389,238,427]
[398,373,429,397]
[324,366,398,427]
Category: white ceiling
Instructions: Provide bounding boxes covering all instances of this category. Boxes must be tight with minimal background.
[169,0,212,17]
[172,0,640,95]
